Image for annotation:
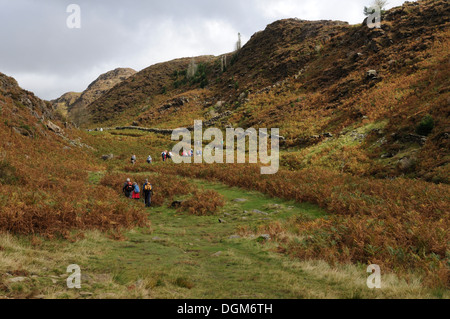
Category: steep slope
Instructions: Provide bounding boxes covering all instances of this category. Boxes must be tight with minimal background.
[52,67,136,125]
[84,0,448,182]
[0,71,147,238]
[51,91,81,118]
[86,56,216,127]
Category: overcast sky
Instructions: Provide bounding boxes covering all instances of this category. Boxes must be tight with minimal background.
[0,0,414,100]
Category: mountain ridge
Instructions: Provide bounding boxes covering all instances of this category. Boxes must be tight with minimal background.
[52,67,136,124]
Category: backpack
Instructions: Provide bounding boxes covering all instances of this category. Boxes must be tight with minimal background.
[144,183,153,192]
[134,184,140,193]
[125,182,134,192]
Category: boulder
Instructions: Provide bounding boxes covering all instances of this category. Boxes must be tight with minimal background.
[366,70,378,80]
[101,154,114,161]
[252,209,269,216]
[46,121,63,134]
[7,277,29,283]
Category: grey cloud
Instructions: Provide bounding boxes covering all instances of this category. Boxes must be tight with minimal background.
[0,0,413,100]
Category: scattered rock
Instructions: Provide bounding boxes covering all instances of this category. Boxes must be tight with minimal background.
[399,134,428,146]
[258,234,271,241]
[233,198,247,203]
[13,127,32,137]
[366,70,378,80]
[218,219,226,224]
[7,277,28,283]
[381,153,394,159]
[252,209,269,216]
[211,251,223,257]
[46,120,63,134]
[228,235,241,240]
[101,154,114,161]
[79,292,93,297]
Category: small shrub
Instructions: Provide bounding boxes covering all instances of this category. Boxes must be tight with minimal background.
[0,161,20,185]
[416,114,435,136]
[179,190,225,216]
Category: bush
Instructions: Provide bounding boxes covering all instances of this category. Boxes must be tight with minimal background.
[0,161,20,185]
[416,114,435,136]
[179,190,225,216]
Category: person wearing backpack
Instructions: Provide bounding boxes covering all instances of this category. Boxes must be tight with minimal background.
[123,178,134,199]
[143,179,153,207]
[147,155,152,164]
[131,154,137,165]
[132,182,140,200]
[161,151,166,162]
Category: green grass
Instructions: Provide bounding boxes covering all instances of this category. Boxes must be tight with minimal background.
[1,173,443,299]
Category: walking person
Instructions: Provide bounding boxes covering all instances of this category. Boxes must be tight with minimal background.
[147,155,152,164]
[131,154,137,165]
[161,151,166,162]
[132,182,140,200]
[143,179,153,207]
[122,178,134,199]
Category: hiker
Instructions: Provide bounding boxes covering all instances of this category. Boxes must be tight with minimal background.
[122,178,134,199]
[147,155,152,164]
[131,154,137,165]
[132,182,140,200]
[190,149,194,157]
[143,179,153,207]
[166,151,173,161]
[161,151,166,162]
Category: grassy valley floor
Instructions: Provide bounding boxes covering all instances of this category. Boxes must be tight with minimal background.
[0,175,446,299]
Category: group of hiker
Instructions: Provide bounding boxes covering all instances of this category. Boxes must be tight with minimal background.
[130,154,153,165]
[122,178,153,207]
[161,150,173,162]
[130,149,203,165]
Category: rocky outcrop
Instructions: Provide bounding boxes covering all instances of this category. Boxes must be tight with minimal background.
[0,72,54,120]
[52,68,136,125]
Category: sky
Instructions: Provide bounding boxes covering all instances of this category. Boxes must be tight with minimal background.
[0,0,415,100]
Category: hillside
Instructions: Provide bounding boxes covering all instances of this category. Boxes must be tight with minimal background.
[84,0,449,183]
[0,0,449,299]
[0,71,148,238]
[51,92,81,118]
[52,68,136,125]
